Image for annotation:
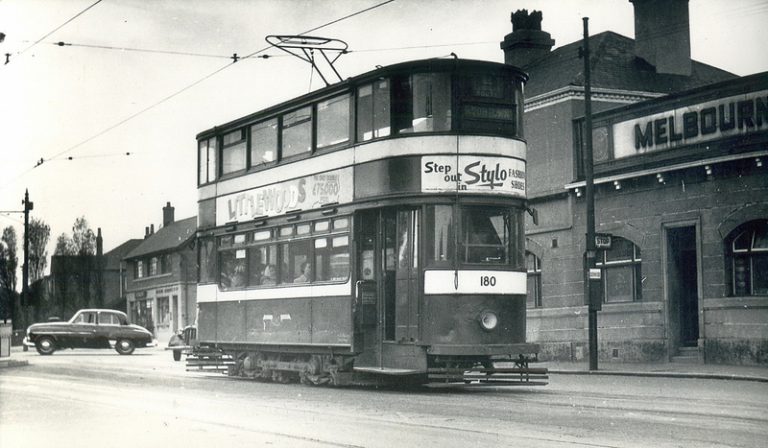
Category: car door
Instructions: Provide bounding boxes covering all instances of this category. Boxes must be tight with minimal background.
[69,311,98,348]
[96,311,121,348]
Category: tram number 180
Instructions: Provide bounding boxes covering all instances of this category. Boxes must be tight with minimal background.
[480,275,497,287]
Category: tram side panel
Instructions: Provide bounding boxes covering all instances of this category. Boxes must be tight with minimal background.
[196,285,353,348]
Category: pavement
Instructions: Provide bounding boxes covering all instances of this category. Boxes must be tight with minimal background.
[2,345,767,383]
[539,360,768,383]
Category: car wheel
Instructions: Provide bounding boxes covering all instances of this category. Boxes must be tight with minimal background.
[35,336,56,355]
[115,339,135,355]
[173,349,182,362]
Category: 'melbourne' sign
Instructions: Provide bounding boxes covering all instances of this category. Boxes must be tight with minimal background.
[612,90,767,159]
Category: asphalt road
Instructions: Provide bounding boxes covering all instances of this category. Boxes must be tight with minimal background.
[1,347,766,448]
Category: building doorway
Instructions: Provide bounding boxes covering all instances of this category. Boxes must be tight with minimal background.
[666,226,700,348]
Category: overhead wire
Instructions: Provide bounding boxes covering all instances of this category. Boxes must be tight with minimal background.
[15,0,103,60]
[29,0,397,170]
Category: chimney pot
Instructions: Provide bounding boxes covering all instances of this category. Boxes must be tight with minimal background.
[162,202,175,226]
[630,0,691,76]
[500,9,554,68]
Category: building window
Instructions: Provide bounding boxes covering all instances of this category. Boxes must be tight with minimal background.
[526,252,542,308]
[282,106,312,159]
[198,137,217,185]
[596,237,642,303]
[149,257,158,277]
[357,80,391,141]
[727,220,768,296]
[250,118,277,167]
[136,260,144,279]
[317,93,352,149]
[221,129,246,175]
[160,254,171,274]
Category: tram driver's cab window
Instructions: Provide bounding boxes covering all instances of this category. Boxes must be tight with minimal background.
[425,205,524,269]
[461,206,523,268]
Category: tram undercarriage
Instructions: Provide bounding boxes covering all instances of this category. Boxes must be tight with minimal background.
[185,344,548,387]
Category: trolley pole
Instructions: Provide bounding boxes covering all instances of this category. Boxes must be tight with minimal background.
[582,18,599,371]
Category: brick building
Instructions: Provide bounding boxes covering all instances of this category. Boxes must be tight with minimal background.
[506,1,768,364]
[123,203,197,341]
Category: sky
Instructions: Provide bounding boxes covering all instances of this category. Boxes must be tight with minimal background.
[1,0,767,272]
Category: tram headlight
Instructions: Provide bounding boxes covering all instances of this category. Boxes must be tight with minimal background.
[479,311,498,331]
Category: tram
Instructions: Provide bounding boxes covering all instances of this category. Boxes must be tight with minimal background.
[193,58,546,386]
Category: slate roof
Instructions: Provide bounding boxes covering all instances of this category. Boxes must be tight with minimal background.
[523,31,736,98]
[124,216,197,260]
[103,239,143,270]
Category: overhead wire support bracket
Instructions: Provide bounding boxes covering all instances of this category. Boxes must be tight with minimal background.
[265,35,348,86]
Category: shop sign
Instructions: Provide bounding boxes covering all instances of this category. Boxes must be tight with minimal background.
[421,155,526,198]
[613,89,768,159]
[217,167,353,225]
[134,291,147,299]
[156,285,179,295]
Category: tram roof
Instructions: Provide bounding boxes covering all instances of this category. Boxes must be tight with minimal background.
[196,58,528,140]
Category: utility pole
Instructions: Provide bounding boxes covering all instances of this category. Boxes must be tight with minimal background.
[582,18,600,371]
[22,190,33,308]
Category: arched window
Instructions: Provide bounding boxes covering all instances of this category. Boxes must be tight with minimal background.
[596,237,642,303]
[526,252,542,308]
[726,220,768,296]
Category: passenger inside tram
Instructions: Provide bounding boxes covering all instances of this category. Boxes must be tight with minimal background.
[294,262,311,283]
[261,264,277,285]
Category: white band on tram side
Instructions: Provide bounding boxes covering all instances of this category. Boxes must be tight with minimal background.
[197,281,352,303]
[423,270,527,295]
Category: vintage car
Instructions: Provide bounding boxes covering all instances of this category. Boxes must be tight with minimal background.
[25,309,155,355]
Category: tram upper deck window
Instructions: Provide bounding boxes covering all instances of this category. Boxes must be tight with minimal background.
[221,129,246,175]
[457,72,521,137]
[357,80,391,141]
[393,73,451,134]
[282,106,312,158]
[250,118,277,168]
[459,206,524,268]
[317,93,352,149]
[198,138,217,185]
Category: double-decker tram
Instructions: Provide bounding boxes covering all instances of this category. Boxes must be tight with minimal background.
[194,58,546,386]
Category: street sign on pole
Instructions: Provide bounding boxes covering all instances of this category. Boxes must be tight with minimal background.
[595,233,612,249]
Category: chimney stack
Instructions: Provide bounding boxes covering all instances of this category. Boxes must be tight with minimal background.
[500,9,554,68]
[150,224,155,235]
[145,226,150,239]
[631,0,691,76]
[163,201,175,227]
[96,228,103,256]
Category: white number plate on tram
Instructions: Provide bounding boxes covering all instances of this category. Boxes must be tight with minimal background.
[423,270,527,295]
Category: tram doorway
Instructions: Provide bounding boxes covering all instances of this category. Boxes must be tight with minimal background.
[355,208,423,370]
[666,226,700,349]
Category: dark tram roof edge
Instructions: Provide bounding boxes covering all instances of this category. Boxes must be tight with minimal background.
[196,58,527,140]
